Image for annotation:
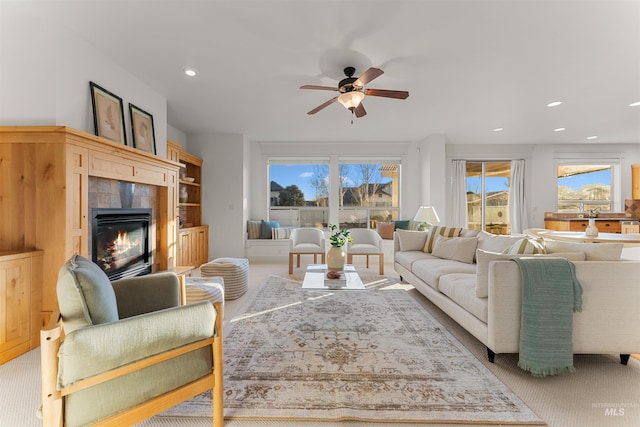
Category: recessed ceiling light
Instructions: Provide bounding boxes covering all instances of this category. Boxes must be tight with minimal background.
[629,101,640,107]
[547,101,563,107]
[182,67,198,77]
[493,127,504,132]
[587,136,598,140]
[554,127,566,132]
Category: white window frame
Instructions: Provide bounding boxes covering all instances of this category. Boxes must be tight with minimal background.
[554,156,621,212]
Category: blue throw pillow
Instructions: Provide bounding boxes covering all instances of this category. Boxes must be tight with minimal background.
[393,220,410,230]
[261,220,280,239]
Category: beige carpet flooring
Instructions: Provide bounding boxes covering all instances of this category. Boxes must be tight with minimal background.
[1,259,639,427]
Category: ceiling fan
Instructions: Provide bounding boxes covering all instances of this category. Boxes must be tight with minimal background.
[300,66,409,119]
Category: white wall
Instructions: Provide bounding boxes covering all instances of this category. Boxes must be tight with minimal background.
[0,2,168,157]
[188,132,246,260]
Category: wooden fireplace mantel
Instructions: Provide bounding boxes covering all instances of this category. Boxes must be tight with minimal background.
[0,126,182,339]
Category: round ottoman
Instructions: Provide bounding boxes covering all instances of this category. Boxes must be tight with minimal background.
[201,257,249,300]
[185,276,225,306]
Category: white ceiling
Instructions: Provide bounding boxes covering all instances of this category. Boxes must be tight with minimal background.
[26,0,640,144]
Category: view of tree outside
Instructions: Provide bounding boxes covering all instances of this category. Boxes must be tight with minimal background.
[267,160,400,228]
[557,166,611,212]
[466,162,511,234]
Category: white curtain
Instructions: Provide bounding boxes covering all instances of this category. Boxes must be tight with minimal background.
[509,159,528,234]
[451,160,468,228]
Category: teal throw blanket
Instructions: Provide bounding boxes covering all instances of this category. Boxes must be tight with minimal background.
[511,257,583,377]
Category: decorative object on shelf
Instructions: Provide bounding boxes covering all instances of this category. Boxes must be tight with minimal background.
[327,224,351,271]
[184,177,195,183]
[89,81,127,145]
[585,218,599,237]
[129,103,156,154]
[413,206,440,231]
[179,185,188,203]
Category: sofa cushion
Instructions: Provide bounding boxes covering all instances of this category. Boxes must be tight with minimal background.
[394,251,437,271]
[439,273,488,323]
[476,231,523,253]
[260,220,280,239]
[57,254,119,333]
[412,258,476,291]
[475,249,586,298]
[396,229,429,251]
[376,222,395,239]
[423,226,463,253]
[545,240,623,260]
[503,236,546,254]
[432,235,478,264]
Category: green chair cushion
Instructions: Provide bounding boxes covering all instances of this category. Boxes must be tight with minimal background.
[57,254,119,333]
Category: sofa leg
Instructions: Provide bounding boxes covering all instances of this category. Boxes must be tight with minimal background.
[620,354,630,365]
[487,348,495,363]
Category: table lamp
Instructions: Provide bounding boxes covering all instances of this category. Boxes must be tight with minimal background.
[413,206,440,231]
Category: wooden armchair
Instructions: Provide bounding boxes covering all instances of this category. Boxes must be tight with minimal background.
[40,254,224,427]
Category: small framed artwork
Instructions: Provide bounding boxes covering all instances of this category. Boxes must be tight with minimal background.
[129,103,156,155]
[89,81,127,145]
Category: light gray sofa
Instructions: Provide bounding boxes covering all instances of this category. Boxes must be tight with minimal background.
[393,228,640,364]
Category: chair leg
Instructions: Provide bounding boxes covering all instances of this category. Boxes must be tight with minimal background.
[296,254,301,267]
[347,254,353,264]
[379,253,384,275]
[366,254,370,268]
[321,253,326,264]
[313,254,317,264]
[289,253,294,274]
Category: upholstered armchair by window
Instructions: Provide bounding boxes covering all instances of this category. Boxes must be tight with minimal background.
[40,254,223,427]
[347,228,385,275]
[288,228,326,274]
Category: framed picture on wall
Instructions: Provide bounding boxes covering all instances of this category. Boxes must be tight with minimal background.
[89,81,127,145]
[129,103,156,155]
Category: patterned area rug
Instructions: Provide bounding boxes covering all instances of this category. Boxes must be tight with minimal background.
[160,274,543,424]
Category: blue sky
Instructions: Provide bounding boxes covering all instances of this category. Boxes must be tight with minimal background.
[270,165,326,200]
[558,169,611,190]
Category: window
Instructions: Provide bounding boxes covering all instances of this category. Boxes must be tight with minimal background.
[557,164,613,213]
[268,159,329,227]
[267,157,401,229]
[338,159,400,229]
[466,162,511,235]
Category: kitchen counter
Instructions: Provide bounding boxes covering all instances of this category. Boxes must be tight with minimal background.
[544,213,639,233]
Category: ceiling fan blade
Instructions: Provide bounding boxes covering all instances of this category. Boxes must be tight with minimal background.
[354,102,367,118]
[300,85,339,91]
[354,67,384,87]
[365,88,409,99]
[307,97,338,115]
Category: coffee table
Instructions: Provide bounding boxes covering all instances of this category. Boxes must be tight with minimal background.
[301,264,365,290]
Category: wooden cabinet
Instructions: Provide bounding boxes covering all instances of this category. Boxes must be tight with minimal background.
[177,226,209,268]
[545,219,623,233]
[167,140,209,267]
[0,250,43,364]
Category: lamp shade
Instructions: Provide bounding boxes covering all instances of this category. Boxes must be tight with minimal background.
[337,91,365,110]
[413,206,440,225]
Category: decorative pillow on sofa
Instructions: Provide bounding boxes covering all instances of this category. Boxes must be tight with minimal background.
[376,222,396,239]
[503,236,546,254]
[393,220,410,230]
[423,225,462,253]
[432,235,478,264]
[476,231,523,253]
[475,248,586,298]
[396,229,429,251]
[260,220,280,239]
[247,220,262,239]
[57,254,119,333]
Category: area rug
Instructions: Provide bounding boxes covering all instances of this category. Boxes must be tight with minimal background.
[160,274,543,424]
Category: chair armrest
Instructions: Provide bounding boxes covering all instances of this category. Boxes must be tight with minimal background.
[58,301,217,388]
[112,272,181,318]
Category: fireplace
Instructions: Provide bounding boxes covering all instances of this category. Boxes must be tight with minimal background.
[91,208,152,281]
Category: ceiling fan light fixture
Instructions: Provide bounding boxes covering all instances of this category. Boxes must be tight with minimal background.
[337,91,365,110]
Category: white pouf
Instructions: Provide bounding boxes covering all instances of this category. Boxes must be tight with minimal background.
[201,257,249,300]
[185,276,225,306]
